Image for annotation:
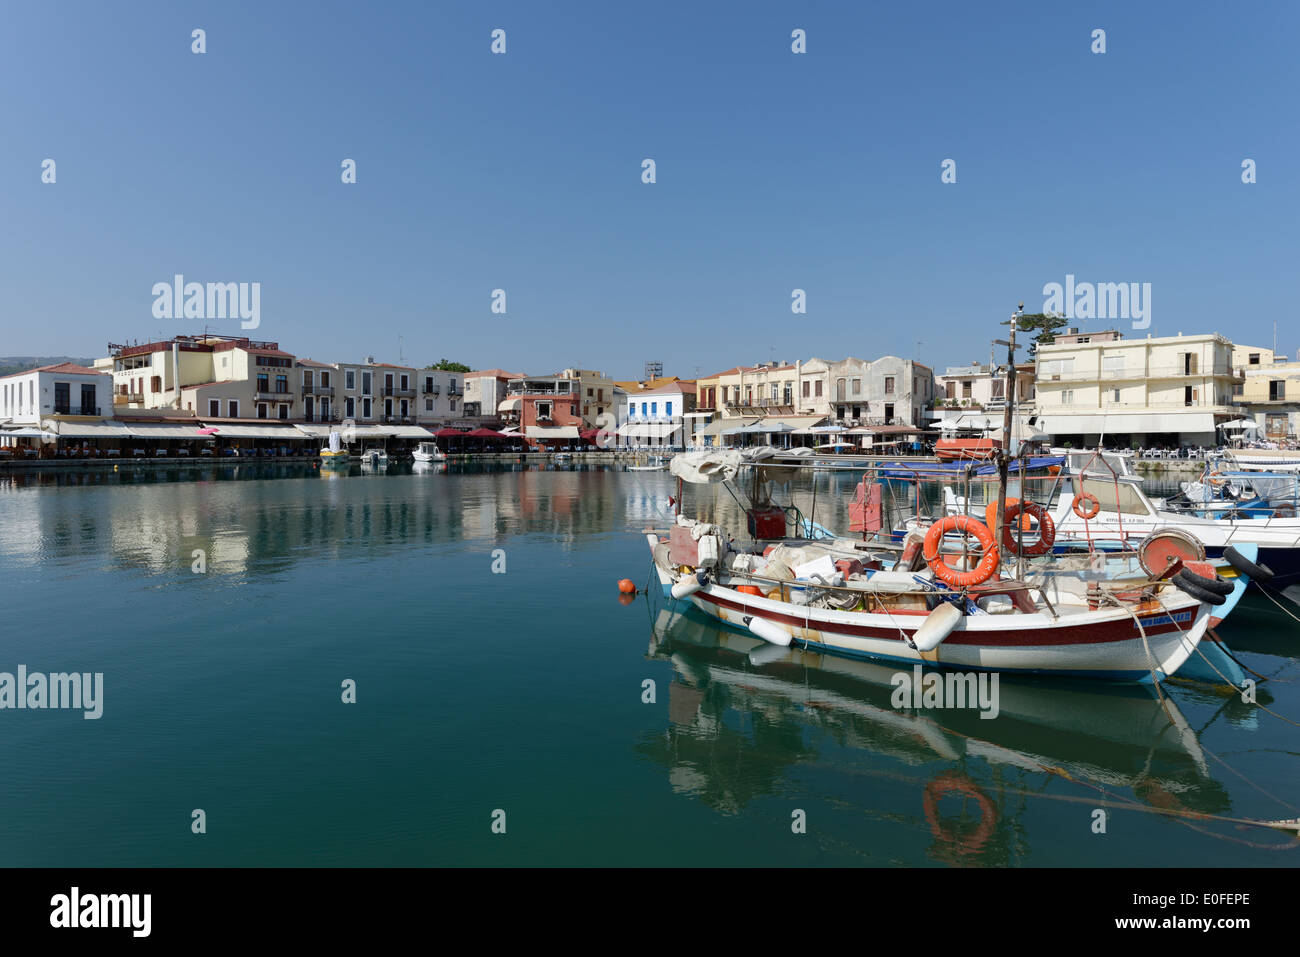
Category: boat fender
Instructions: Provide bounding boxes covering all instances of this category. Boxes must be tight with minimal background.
[911,601,963,652]
[744,615,793,647]
[1222,545,1274,584]
[670,575,703,600]
[1170,571,1227,606]
[1177,567,1234,596]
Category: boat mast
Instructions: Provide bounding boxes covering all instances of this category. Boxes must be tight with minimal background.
[993,304,1022,572]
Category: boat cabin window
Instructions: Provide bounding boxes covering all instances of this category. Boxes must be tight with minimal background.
[1072,477,1150,515]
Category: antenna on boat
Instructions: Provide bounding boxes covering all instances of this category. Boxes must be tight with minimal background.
[993,304,1023,576]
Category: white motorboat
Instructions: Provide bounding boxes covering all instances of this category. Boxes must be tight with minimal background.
[413,441,446,463]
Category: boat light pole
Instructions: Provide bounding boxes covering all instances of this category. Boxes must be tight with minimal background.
[993,304,1023,572]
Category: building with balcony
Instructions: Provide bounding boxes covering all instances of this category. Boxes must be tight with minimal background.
[0,363,113,440]
[932,361,1036,431]
[1034,330,1238,446]
[335,360,378,423]
[1234,356,1300,445]
[297,359,338,423]
[615,379,696,448]
[102,335,297,421]
[465,369,524,427]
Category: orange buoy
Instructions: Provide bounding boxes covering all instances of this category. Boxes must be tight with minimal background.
[922,515,999,589]
[1073,492,1101,520]
[617,579,637,594]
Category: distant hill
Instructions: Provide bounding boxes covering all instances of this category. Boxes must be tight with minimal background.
[0,356,98,377]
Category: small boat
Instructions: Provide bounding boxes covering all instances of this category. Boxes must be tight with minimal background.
[552,451,572,462]
[320,430,349,468]
[935,436,1000,461]
[628,454,670,472]
[650,448,1223,682]
[413,441,446,463]
[359,448,388,469]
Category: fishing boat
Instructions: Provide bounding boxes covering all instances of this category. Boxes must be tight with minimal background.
[359,448,388,470]
[319,430,349,468]
[649,447,1222,682]
[413,441,446,463]
[934,436,1000,461]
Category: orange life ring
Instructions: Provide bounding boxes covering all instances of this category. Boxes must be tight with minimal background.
[923,771,996,854]
[923,516,999,588]
[1273,504,1296,518]
[1073,492,1101,520]
[1002,502,1056,556]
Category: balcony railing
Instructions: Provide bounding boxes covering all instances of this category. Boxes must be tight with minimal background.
[255,390,292,401]
[302,385,334,396]
[382,387,416,398]
[422,385,441,395]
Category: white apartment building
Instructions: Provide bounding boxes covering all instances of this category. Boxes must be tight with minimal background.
[0,363,113,428]
[1034,329,1237,446]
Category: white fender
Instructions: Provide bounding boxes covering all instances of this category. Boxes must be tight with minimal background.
[746,615,793,647]
[671,576,702,600]
[645,533,660,550]
[912,601,963,652]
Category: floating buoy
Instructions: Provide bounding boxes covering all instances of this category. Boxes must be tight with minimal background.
[617,579,637,594]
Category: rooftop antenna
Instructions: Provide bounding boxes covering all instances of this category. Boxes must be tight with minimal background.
[399,335,404,364]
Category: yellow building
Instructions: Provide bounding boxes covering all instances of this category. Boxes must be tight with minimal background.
[1034,330,1237,446]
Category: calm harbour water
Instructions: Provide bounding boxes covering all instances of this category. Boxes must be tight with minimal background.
[0,463,1297,866]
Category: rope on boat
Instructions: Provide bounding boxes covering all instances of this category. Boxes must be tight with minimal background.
[1256,581,1300,624]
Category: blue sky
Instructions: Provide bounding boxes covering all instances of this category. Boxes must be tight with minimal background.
[2,2,1296,378]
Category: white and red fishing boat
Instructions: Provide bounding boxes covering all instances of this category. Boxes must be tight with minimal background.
[650,448,1217,683]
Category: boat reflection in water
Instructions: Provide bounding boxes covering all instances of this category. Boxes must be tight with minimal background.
[642,603,1295,865]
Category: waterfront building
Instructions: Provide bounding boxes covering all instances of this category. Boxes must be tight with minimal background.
[502,375,583,448]
[616,379,695,449]
[1233,355,1300,444]
[932,361,1035,432]
[335,359,379,423]
[0,363,113,447]
[297,359,338,424]
[465,369,523,427]
[1033,329,1238,447]
[557,368,616,427]
[102,334,298,421]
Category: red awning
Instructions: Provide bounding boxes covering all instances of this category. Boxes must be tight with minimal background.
[465,428,507,438]
[433,428,464,438]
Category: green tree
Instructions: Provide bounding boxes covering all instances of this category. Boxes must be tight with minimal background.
[1017,312,1068,356]
[425,359,472,372]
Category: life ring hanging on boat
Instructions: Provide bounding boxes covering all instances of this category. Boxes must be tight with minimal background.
[1273,503,1296,518]
[1073,492,1101,521]
[923,516,999,588]
[1206,471,1229,489]
[923,771,996,855]
[1001,502,1056,556]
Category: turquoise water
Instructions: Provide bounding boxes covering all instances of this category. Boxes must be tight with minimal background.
[0,464,1297,866]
